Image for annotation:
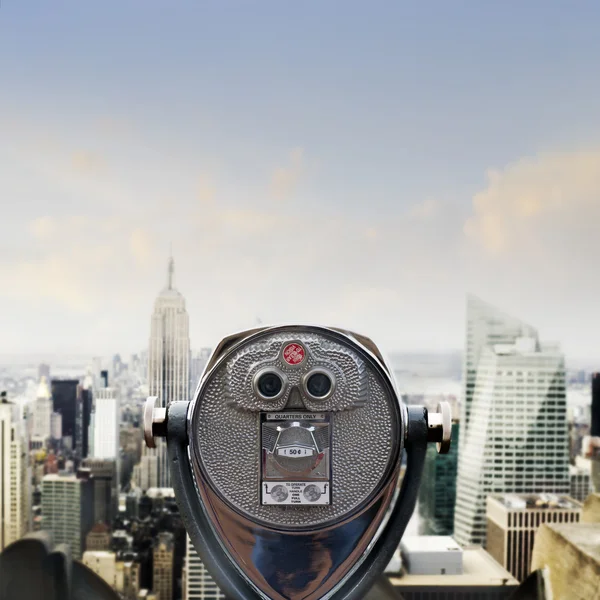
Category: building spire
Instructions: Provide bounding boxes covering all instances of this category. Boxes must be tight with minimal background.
[167,245,174,290]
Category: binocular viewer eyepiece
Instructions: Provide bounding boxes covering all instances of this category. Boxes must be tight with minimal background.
[144,325,452,600]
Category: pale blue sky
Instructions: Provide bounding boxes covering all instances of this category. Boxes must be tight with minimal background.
[1,2,600,360]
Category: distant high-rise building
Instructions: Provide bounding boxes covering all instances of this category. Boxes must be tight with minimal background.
[88,411,95,457]
[50,412,62,441]
[38,363,51,380]
[81,458,118,527]
[142,255,190,488]
[570,462,593,502]
[592,373,600,437]
[130,353,141,376]
[0,393,30,551]
[126,488,142,519]
[486,493,582,582]
[454,299,570,547]
[139,350,149,382]
[51,378,92,457]
[418,422,459,536]
[189,348,212,395]
[91,358,103,384]
[41,472,94,559]
[153,531,175,600]
[78,373,94,458]
[51,379,79,450]
[137,455,158,492]
[113,354,124,380]
[100,370,109,389]
[32,376,52,445]
[183,534,225,600]
[93,387,120,460]
[120,558,141,599]
[583,373,600,493]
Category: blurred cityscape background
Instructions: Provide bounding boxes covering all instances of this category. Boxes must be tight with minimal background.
[1,257,598,599]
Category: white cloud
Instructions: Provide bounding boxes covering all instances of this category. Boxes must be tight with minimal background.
[464,151,600,260]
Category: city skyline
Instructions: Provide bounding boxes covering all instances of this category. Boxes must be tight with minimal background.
[2,3,600,360]
[0,290,596,598]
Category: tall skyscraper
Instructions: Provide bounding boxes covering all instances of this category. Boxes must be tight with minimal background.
[51,378,92,457]
[41,472,94,559]
[120,558,142,599]
[78,373,94,458]
[592,373,600,437]
[183,534,225,600]
[486,493,581,582]
[143,256,190,488]
[153,531,175,600]
[51,379,79,450]
[81,458,118,526]
[93,387,120,460]
[32,376,52,445]
[189,348,212,396]
[0,393,30,551]
[418,422,459,536]
[454,299,570,547]
[88,410,95,457]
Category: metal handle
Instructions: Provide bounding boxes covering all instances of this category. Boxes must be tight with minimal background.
[427,401,452,454]
[143,396,167,449]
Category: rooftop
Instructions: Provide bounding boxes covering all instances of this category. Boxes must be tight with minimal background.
[83,551,116,559]
[491,493,582,511]
[389,547,518,588]
[42,474,80,483]
[570,463,591,476]
[401,536,462,554]
[146,487,176,499]
[89,522,111,534]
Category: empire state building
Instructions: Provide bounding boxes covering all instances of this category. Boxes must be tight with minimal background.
[142,255,190,488]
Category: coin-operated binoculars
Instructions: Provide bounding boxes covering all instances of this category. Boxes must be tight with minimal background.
[144,325,452,600]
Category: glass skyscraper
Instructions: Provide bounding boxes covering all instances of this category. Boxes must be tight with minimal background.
[183,534,225,600]
[418,422,459,536]
[454,297,569,546]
